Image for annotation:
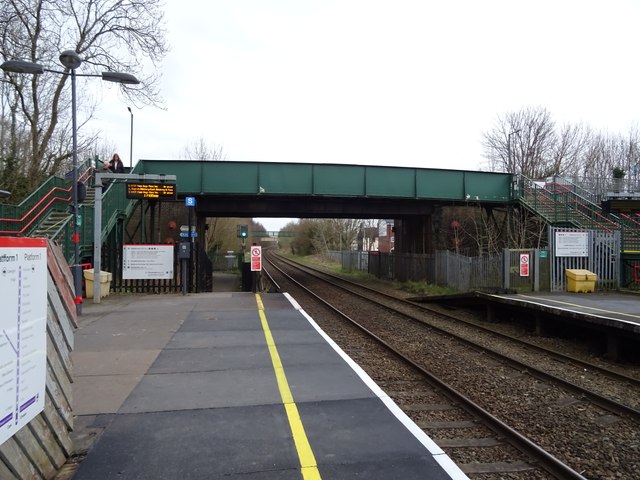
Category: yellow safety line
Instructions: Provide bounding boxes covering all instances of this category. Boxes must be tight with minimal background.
[255,294,322,480]
[517,294,640,319]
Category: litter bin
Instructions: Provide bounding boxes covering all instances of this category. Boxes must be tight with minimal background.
[565,269,597,293]
[83,269,112,298]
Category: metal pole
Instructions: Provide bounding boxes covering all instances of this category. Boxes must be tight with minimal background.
[92,173,176,302]
[128,106,133,169]
[188,205,193,293]
[93,176,103,303]
[70,68,82,315]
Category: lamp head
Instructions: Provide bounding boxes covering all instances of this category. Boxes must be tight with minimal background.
[1,60,44,74]
[102,71,140,85]
[59,50,82,70]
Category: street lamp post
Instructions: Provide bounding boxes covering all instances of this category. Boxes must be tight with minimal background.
[1,51,139,315]
[127,106,134,169]
[507,129,521,171]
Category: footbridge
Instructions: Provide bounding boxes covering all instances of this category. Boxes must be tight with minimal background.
[136,160,513,253]
[138,160,512,217]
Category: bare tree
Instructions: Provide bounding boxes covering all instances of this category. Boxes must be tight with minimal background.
[179,137,226,161]
[0,0,168,194]
[483,106,559,178]
[580,130,640,185]
[550,123,591,178]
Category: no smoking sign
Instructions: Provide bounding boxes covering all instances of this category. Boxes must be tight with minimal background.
[251,246,262,271]
[519,253,530,277]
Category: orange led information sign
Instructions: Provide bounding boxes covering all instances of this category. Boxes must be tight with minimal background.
[126,182,176,200]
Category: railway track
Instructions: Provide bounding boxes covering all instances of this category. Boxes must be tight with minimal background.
[272,255,640,416]
[264,252,640,479]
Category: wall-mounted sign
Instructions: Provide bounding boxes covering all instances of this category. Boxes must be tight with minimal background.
[251,246,262,271]
[519,253,530,277]
[123,244,174,279]
[555,231,589,257]
[0,237,47,446]
[126,182,176,200]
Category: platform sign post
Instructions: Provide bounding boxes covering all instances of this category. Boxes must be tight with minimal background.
[185,196,195,292]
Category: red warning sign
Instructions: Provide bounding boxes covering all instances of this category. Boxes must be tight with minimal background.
[519,253,530,277]
[251,246,262,271]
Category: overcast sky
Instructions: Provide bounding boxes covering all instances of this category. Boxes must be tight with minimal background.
[89,0,640,231]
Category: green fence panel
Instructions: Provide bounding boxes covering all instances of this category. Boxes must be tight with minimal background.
[314,165,365,195]
[463,171,512,202]
[416,169,465,200]
[257,163,313,194]
[365,166,416,197]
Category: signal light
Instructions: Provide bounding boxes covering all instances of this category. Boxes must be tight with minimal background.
[240,224,248,238]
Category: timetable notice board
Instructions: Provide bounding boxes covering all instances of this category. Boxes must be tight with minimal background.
[0,237,48,445]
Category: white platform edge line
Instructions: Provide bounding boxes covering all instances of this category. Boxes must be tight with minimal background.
[493,294,640,326]
[283,292,470,480]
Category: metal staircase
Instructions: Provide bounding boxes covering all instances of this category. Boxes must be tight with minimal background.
[0,159,138,263]
[29,210,72,238]
[28,183,98,238]
[517,175,640,251]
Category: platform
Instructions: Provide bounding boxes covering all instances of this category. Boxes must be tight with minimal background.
[482,291,640,333]
[68,289,467,479]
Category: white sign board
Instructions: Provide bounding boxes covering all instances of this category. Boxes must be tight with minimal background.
[0,237,48,446]
[123,244,174,279]
[555,231,589,257]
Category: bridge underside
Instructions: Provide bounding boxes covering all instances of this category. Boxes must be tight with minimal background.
[195,194,442,218]
[193,195,444,254]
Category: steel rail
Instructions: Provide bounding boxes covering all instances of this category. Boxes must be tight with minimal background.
[273,254,640,422]
[266,254,589,480]
[273,253,640,387]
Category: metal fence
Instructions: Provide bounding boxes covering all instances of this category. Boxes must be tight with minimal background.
[549,227,620,291]
[329,250,504,292]
[328,227,621,293]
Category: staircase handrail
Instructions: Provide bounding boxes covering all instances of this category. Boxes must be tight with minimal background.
[516,174,621,230]
[0,158,96,235]
[97,163,144,243]
[516,175,572,223]
[543,175,602,207]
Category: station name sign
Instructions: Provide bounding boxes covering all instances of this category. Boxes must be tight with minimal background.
[126,182,177,200]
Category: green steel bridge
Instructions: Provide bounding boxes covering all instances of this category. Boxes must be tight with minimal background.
[2,159,640,277]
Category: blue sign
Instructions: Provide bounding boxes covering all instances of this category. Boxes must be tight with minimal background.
[179,231,198,238]
[185,196,196,207]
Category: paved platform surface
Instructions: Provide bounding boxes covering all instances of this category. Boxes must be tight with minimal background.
[67,273,466,479]
[486,291,640,333]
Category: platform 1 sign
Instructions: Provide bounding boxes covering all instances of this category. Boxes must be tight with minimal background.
[0,237,48,446]
[251,246,262,271]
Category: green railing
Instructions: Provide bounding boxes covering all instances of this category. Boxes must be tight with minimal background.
[0,159,139,264]
[0,159,96,236]
[517,175,640,251]
[0,176,70,235]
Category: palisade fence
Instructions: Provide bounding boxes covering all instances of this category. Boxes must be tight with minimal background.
[327,250,504,292]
